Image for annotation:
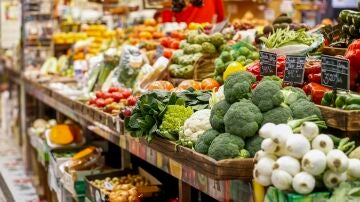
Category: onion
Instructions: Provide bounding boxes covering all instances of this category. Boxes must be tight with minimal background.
[326,149,349,173]
[256,157,275,176]
[261,138,277,154]
[271,170,293,191]
[254,150,277,163]
[273,156,300,176]
[301,150,327,176]
[323,170,347,189]
[292,172,315,194]
[253,168,271,186]
[286,134,311,159]
[347,158,360,178]
[311,134,334,154]
[271,124,293,145]
[301,122,319,140]
[274,144,287,157]
[259,123,276,139]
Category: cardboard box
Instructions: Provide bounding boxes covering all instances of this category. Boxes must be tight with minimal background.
[85,167,162,202]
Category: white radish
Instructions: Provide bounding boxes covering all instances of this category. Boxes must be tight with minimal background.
[326,149,349,173]
[256,157,275,176]
[286,134,311,159]
[311,134,334,154]
[259,123,276,139]
[301,150,327,176]
[292,172,316,194]
[271,124,293,145]
[253,168,271,186]
[300,122,319,140]
[261,138,277,154]
[347,158,360,178]
[271,170,293,191]
[273,156,301,176]
[323,170,347,189]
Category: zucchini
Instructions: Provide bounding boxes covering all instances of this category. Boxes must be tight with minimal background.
[343,104,360,110]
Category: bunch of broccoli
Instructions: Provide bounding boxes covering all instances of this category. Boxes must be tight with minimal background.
[194,72,324,161]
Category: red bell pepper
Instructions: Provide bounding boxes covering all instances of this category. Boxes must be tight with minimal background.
[303,82,331,104]
[246,60,261,81]
[345,39,360,93]
[308,73,321,83]
[276,56,286,79]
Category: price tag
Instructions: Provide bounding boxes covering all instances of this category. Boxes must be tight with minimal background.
[260,51,277,76]
[321,55,350,90]
[284,55,306,84]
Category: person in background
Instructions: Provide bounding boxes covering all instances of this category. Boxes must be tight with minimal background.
[162,0,225,24]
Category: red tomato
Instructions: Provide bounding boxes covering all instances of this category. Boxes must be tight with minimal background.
[89,98,97,105]
[95,98,106,107]
[103,92,112,99]
[121,91,131,99]
[108,87,120,93]
[111,92,123,102]
[127,96,137,106]
[160,37,171,47]
[163,49,173,59]
[122,108,132,118]
[95,91,104,99]
[104,98,114,105]
[170,40,180,49]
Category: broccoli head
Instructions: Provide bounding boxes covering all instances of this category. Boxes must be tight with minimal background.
[224,99,263,138]
[262,76,283,87]
[281,86,308,105]
[245,135,264,157]
[261,106,293,125]
[224,71,256,104]
[210,100,231,132]
[202,42,217,54]
[210,33,226,47]
[251,80,284,112]
[208,133,245,160]
[290,98,323,119]
[194,129,220,154]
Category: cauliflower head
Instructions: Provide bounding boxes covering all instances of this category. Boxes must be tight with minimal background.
[183,109,211,143]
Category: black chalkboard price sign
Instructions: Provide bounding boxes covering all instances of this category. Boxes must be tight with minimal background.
[284,55,306,84]
[321,55,350,90]
[259,51,277,76]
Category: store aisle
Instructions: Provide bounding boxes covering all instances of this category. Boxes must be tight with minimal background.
[0,135,39,202]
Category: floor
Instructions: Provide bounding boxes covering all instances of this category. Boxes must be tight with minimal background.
[0,134,39,202]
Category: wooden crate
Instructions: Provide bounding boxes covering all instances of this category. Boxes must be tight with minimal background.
[318,105,360,131]
[140,137,254,180]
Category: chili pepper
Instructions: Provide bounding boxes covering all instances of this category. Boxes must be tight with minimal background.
[308,73,321,83]
[302,82,331,104]
[345,39,360,92]
[251,83,258,89]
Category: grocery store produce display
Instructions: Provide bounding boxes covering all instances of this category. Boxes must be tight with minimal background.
[4,3,360,202]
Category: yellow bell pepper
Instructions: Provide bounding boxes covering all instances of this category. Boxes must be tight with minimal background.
[223,61,246,80]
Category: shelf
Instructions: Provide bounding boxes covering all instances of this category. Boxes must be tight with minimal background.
[19,75,254,201]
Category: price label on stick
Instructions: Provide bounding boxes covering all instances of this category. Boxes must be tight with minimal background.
[260,51,277,76]
[321,55,350,90]
[284,55,306,85]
